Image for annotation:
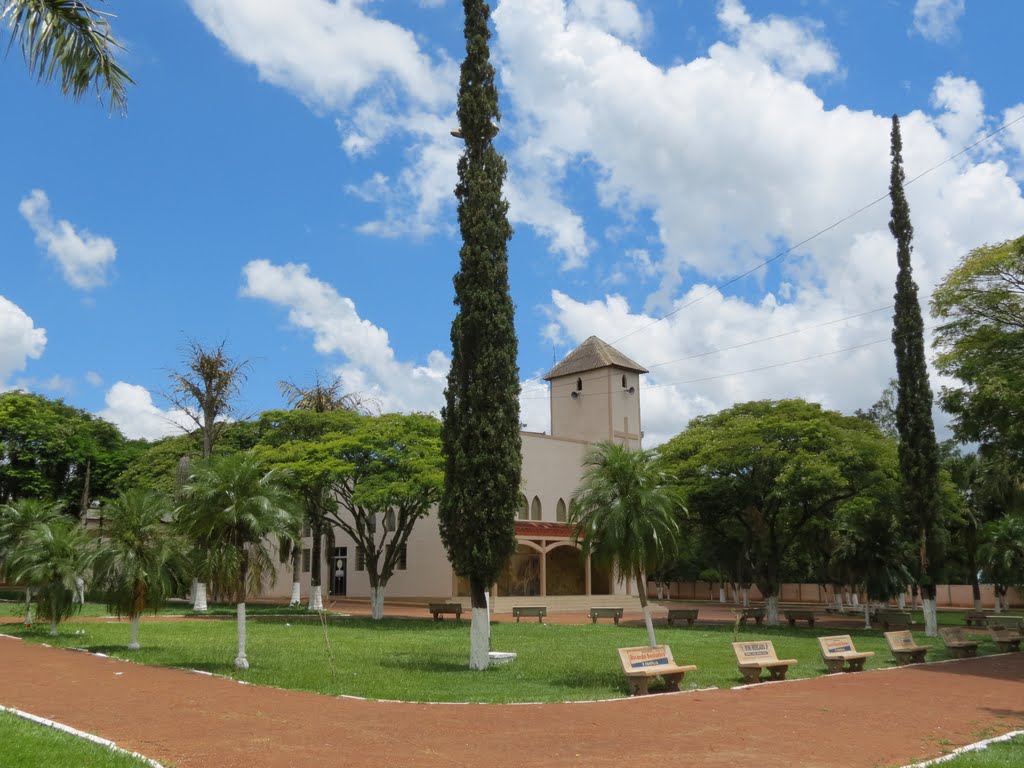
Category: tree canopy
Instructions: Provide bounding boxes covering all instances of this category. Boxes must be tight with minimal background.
[659,399,899,624]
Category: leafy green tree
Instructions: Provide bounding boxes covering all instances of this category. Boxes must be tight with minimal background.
[0,391,139,513]
[0,498,62,623]
[570,442,681,647]
[1,0,133,112]
[660,399,899,626]
[855,379,898,439]
[258,409,444,620]
[439,0,521,670]
[888,115,945,636]
[7,517,94,635]
[91,488,187,649]
[176,452,301,669]
[932,235,1024,460]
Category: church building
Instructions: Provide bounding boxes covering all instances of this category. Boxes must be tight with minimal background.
[271,336,648,609]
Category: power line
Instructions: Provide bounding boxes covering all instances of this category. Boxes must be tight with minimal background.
[607,112,1024,346]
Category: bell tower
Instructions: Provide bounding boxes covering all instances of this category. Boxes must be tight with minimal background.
[543,336,647,448]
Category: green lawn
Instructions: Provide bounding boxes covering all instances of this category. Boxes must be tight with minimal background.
[919,736,1024,767]
[2,599,320,620]
[0,711,155,768]
[4,615,1009,703]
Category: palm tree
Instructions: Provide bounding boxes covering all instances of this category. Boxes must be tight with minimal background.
[8,517,94,635]
[176,451,301,669]
[1,0,133,112]
[91,488,186,649]
[0,498,63,625]
[978,515,1024,612]
[570,442,682,648]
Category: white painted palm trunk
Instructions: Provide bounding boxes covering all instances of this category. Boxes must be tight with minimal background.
[851,593,860,607]
[741,587,750,608]
[863,604,872,630]
[289,582,301,607]
[128,615,141,650]
[469,607,490,670]
[718,587,726,603]
[898,593,907,610]
[308,585,323,611]
[834,591,844,613]
[193,582,208,612]
[766,595,780,626]
[235,603,249,669]
[74,577,85,605]
[994,594,1003,613]
[642,605,657,648]
[371,588,384,620]
[922,598,938,637]
[49,618,58,636]
[974,597,982,611]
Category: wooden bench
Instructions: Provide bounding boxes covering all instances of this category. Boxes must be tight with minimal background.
[818,635,874,673]
[736,608,766,626]
[512,605,547,623]
[732,640,798,684]
[427,602,463,621]
[617,645,697,696]
[784,609,816,627]
[939,627,979,658]
[666,608,699,627]
[590,607,624,624]
[877,610,912,631]
[885,630,929,665]
[965,611,989,627]
[991,629,1022,653]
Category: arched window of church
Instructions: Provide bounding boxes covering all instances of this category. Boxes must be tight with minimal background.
[519,495,529,520]
[556,498,567,522]
[531,496,542,521]
[576,377,582,391]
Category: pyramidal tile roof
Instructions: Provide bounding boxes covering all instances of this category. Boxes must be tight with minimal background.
[543,336,648,380]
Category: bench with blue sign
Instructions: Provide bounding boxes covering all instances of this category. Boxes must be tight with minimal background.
[616,645,697,696]
[732,640,798,684]
[818,634,874,673]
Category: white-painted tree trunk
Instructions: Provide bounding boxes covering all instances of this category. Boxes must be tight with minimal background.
[49,618,58,637]
[766,595,780,626]
[642,605,658,648]
[469,606,490,671]
[912,591,919,611]
[128,615,141,650]
[994,594,1003,613]
[24,588,32,625]
[371,587,384,620]
[863,604,872,630]
[235,603,249,669]
[741,587,750,608]
[289,581,301,607]
[834,591,844,613]
[922,598,938,637]
[718,586,726,603]
[974,596,983,611]
[308,584,323,611]
[74,577,85,605]
[897,593,907,610]
[851,592,860,607]
[193,582,208,612]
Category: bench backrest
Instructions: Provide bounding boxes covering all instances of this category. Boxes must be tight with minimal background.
[732,640,780,665]
[818,635,858,658]
[885,630,919,650]
[992,628,1022,641]
[618,645,675,672]
[940,627,969,644]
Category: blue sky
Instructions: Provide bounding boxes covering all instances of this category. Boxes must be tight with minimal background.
[2,0,1023,446]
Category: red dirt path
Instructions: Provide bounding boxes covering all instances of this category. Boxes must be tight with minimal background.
[2,636,1023,768]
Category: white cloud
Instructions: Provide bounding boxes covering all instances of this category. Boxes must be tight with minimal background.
[931,75,985,151]
[38,375,73,393]
[240,260,449,413]
[85,371,103,387]
[98,382,192,441]
[187,0,455,113]
[0,296,47,388]
[913,0,965,43]
[568,0,650,45]
[1002,103,1024,180]
[18,189,117,291]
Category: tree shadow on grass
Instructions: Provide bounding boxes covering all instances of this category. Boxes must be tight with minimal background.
[377,655,474,674]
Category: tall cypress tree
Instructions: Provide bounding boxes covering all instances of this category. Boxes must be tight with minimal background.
[439,0,521,670]
[888,114,943,636]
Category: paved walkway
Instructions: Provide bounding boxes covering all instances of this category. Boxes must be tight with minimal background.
[2,635,1023,767]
